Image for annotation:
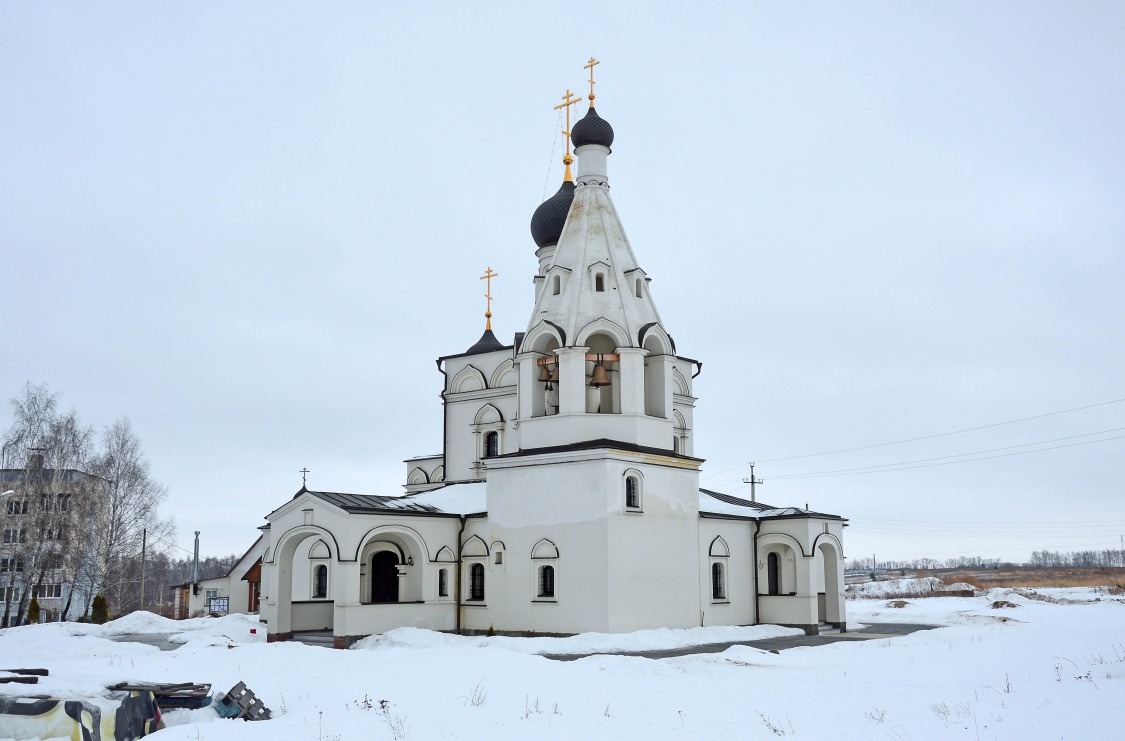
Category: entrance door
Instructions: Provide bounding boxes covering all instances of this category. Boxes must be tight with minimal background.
[371,551,400,603]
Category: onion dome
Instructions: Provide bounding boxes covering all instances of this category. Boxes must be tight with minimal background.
[466,328,505,355]
[530,180,575,248]
[570,107,614,149]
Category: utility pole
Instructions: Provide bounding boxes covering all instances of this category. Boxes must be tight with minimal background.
[742,462,763,503]
[192,531,200,596]
[139,528,147,612]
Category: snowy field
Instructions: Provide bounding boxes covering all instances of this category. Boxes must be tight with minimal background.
[2,583,1122,740]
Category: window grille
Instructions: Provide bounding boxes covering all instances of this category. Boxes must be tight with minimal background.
[313,564,328,599]
[625,476,639,509]
[438,568,448,597]
[468,563,485,601]
[484,431,499,458]
[712,562,726,600]
[538,565,555,598]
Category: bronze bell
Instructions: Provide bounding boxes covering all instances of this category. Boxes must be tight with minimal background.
[539,363,552,384]
[589,359,611,388]
[549,364,560,383]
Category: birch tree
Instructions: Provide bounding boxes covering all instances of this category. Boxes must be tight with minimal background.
[87,418,174,615]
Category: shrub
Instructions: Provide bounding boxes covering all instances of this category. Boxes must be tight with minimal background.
[27,596,40,624]
[91,594,111,624]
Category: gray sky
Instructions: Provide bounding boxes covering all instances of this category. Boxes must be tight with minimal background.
[3,2,1123,564]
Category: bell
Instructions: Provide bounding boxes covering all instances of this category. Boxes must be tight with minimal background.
[539,363,552,383]
[549,364,559,383]
[589,360,611,388]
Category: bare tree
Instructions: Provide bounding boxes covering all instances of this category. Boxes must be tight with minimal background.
[1,383,93,625]
[86,419,175,615]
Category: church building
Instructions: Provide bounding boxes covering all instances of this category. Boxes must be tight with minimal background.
[258,64,847,647]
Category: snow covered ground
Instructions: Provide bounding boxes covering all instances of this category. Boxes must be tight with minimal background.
[2,584,1122,740]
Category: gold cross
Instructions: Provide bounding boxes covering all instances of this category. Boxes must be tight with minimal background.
[584,57,600,104]
[480,267,499,330]
[554,89,581,181]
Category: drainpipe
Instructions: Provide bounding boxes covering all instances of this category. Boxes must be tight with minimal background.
[455,515,466,635]
[752,518,761,625]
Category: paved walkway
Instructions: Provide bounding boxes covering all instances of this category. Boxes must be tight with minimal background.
[107,623,940,657]
[106,633,183,651]
[541,623,940,661]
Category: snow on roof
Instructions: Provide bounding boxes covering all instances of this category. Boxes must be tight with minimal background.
[394,482,487,515]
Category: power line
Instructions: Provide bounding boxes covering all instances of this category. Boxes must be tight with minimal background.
[767,427,1125,480]
[764,433,1125,480]
[700,396,1125,482]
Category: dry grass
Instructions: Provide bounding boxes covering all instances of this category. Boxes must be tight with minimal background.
[939,567,1125,591]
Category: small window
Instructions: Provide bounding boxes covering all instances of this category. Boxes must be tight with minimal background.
[625,476,640,510]
[538,565,555,598]
[767,552,780,595]
[468,563,485,601]
[494,550,503,565]
[313,563,328,599]
[635,278,643,297]
[552,275,561,295]
[595,273,605,292]
[712,562,726,600]
[484,431,499,458]
[438,568,449,597]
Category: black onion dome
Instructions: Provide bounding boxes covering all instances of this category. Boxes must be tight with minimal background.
[570,107,614,149]
[530,180,575,248]
[466,329,505,355]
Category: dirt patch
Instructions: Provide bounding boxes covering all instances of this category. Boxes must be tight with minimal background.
[886,600,910,609]
[990,600,1019,609]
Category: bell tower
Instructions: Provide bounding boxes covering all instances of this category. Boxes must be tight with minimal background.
[517,67,698,455]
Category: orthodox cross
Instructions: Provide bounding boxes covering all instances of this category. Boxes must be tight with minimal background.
[553,89,581,181]
[300,468,310,487]
[584,57,600,104]
[480,267,498,330]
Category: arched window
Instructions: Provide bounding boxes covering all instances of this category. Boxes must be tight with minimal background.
[438,568,448,598]
[538,565,555,598]
[468,563,485,601]
[625,475,640,510]
[552,275,561,295]
[711,562,725,600]
[595,273,605,292]
[484,431,499,458]
[313,564,328,599]
[767,552,780,595]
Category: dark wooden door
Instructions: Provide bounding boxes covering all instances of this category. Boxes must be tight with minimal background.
[371,551,399,603]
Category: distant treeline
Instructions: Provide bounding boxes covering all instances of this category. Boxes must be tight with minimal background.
[846,549,1125,572]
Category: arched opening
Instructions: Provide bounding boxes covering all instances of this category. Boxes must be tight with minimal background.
[370,551,399,603]
[625,476,640,509]
[767,552,780,596]
[484,431,499,457]
[818,541,843,625]
[585,332,618,414]
[532,335,561,418]
[643,334,668,418]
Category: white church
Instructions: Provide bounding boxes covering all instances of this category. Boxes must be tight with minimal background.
[258,68,847,648]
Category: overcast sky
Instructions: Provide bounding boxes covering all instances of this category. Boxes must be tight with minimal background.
[3,2,1123,565]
